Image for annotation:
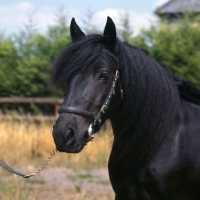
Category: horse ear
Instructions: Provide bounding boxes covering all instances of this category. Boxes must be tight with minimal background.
[70,18,85,42]
[103,16,116,46]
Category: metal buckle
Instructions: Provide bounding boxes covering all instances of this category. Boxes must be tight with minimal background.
[87,123,94,141]
[100,105,107,114]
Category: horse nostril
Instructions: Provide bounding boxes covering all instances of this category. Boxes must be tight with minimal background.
[65,128,76,146]
[67,128,73,136]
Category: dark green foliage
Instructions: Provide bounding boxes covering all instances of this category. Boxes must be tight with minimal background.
[0,12,200,114]
[129,19,200,87]
[0,34,19,96]
[0,11,71,114]
[118,11,133,43]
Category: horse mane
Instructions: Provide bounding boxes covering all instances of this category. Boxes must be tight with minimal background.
[110,41,179,161]
[113,41,200,168]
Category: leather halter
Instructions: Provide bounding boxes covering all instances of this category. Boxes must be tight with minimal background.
[58,107,95,119]
[58,68,124,140]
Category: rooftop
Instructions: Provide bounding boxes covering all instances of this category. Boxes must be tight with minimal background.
[155,0,200,15]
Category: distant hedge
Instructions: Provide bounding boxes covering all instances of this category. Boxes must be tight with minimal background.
[0,13,200,114]
[130,19,200,87]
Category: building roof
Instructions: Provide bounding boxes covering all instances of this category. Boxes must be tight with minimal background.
[156,0,200,15]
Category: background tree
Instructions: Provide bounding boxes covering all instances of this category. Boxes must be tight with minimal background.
[0,10,200,114]
[0,9,71,114]
[0,34,19,96]
[130,19,200,87]
[118,11,133,43]
[82,8,97,34]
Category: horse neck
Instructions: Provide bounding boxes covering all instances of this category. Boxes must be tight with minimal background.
[109,68,181,169]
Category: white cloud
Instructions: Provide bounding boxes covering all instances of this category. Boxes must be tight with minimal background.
[93,9,157,35]
[0,2,56,33]
[0,2,83,34]
[0,2,33,33]
[0,1,34,13]
[0,2,158,36]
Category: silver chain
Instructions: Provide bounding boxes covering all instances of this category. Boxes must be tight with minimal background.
[24,149,57,178]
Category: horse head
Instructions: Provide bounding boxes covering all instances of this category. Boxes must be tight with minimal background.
[52,17,122,153]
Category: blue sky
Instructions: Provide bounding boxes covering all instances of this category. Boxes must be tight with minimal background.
[0,0,169,35]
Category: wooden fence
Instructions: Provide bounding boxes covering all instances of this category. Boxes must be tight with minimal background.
[0,97,63,121]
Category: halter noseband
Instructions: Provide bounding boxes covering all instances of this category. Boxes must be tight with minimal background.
[58,55,124,141]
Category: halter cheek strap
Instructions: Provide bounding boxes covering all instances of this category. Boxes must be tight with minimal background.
[88,70,122,134]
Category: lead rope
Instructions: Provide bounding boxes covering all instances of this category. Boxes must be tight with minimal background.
[0,149,57,178]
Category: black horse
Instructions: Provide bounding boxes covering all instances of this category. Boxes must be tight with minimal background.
[51,17,200,199]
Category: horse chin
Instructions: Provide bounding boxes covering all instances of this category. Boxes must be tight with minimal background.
[56,144,84,153]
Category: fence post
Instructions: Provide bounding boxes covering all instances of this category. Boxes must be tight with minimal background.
[55,104,60,118]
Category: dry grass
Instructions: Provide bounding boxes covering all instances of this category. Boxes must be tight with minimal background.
[0,119,113,169]
[0,118,114,199]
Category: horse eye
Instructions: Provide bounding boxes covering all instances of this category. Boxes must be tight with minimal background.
[100,71,110,80]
